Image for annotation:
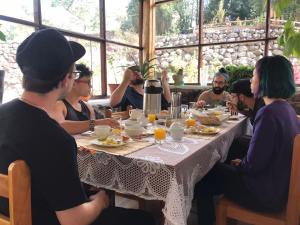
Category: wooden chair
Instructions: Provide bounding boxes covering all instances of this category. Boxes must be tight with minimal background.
[0,160,31,225]
[216,134,300,225]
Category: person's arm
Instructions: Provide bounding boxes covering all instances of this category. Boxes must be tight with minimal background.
[238,109,276,174]
[161,71,171,103]
[86,102,96,119]
[196,91,208,108]
[52,101,68,123]
[60,119,119,135]
[56,191,109,225]
[110,69,134,107]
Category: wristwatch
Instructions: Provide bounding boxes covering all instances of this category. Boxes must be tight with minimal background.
[89,119,95,132]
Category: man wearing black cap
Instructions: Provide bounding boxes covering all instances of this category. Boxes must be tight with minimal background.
[228,78,265,125]
[226,78,265,162]
[0,29,154,225]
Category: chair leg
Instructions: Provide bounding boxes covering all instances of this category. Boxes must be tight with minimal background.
[216,200,227,225]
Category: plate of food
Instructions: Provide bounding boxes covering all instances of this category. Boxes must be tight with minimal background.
[197,125,220,135]
[90,137,126,147]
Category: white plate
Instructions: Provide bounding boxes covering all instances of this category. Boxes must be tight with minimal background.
[90,139,126,147]
[197,128,220,135]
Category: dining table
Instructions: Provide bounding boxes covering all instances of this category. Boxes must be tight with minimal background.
[76,116,251,225]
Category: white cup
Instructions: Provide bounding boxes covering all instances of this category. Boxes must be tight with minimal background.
[129,109,143,120]
[125,125,144,138]
[94,125,111,140]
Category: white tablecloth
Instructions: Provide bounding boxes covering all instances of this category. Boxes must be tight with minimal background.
[77,117,249,225]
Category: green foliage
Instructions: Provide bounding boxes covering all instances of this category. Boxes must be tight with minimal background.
[129,58,156,80]
[140,58,156,80]
[274,1,300,59]
[123,0,199,35]
[120,0,140,33]
[212,0,225,23]
[224,65,254,90]
[156,4,176,35]
[0,31,5,41]
[278,20,300,58]
[273,0,292,17]
[205,0,265,23]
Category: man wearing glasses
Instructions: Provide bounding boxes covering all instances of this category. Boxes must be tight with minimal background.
[225,78,265,163]
[53,63,119,134]
[196,68,231,108]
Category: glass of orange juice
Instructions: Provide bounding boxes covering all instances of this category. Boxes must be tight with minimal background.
[148,114,156,123]
[186,117,196,127]
[154,127,167,144]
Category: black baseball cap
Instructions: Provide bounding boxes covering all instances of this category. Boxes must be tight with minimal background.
[16,28,86,82]
[230,78,253,97]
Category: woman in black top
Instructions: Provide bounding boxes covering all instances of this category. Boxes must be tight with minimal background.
[53,64,119,134]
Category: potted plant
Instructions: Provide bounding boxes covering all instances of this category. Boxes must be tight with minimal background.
[129,57,157,80]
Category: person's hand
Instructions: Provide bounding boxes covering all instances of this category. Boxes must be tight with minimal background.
[230,159,242,166]
[196,100,206,108]
[96,118,120,128]
[123,69,135,84]
[226,101,238,114]
[161,70,169,85]
[89,190,109,209]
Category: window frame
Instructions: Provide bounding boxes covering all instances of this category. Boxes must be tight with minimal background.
[154,0,275,85]
[0,0,144,97]
[0,0,292,96]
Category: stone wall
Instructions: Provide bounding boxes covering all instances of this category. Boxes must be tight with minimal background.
[0,42,23,102]
[156,26,283,70]
[0,25,288,103]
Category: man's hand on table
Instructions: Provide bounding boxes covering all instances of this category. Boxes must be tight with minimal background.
[96,118,120,128]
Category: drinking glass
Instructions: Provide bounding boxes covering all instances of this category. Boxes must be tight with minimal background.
[154,121,167,144]
[185,117,196,127]
[188,102,196,109]
[148,114,156,123]
[154,127,167,144]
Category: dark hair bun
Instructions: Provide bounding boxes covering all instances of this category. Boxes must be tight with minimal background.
[219,67,227,74]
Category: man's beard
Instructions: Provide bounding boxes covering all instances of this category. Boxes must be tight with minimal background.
[212,87,224,95]
[131,79,144,85]
[237,100,248,111]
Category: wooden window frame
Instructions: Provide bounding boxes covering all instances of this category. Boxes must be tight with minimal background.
[153,0,276,85]
[0,0,144,97]
[0,0,285,94]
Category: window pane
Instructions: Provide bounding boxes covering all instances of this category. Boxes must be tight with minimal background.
[106,44,139,94]
[0,0,33,21]
[155,0,199,48]
[66,37,101,96]
[41,0,100,36]
[269,40,300,85]
[105,0,139,45]
[203,0,266,43]
[269,1,300,38]
[0,22,35,103]
[156,47,198,83]
[202,42,264,85]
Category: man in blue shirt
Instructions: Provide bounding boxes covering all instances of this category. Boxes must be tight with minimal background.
[110,67,171,111]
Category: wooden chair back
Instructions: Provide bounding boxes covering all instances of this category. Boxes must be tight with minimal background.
[216,134,300,225]
[0,160,31,225]
[286,134,300,225]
